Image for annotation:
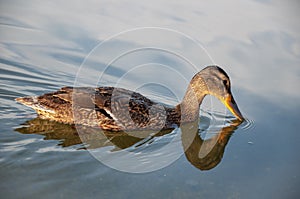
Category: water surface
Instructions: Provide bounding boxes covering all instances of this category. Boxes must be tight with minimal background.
[1,1,300,198]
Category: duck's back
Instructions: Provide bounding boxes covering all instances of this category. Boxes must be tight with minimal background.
[16,87,180,131]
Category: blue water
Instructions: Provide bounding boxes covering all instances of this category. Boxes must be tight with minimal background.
[1,1,300,198]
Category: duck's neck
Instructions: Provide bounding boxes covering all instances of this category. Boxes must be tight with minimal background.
[178,75,207,122]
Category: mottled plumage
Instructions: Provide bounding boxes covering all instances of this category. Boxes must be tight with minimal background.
[16,86,181,131]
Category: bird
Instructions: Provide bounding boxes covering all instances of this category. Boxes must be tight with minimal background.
[15,65,244,131]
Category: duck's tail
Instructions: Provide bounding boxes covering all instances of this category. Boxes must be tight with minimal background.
[15,96,37,107]
[15,96,55,114]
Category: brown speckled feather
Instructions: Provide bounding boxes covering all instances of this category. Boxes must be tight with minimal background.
[16,86,181,131]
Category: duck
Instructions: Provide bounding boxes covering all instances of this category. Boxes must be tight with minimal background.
[15,65,244,131]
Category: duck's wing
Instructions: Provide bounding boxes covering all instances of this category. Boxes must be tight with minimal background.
[93,87,168,130]
[94,87,155,122]
[56,87,158,120]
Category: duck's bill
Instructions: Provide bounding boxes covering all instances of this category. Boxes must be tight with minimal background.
[223,95,244,121]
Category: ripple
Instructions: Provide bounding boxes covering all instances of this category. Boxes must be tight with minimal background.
[199,109,254,134]
[240,117,255,131]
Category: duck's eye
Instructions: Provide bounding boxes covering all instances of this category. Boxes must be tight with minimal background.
[223,80,228,87]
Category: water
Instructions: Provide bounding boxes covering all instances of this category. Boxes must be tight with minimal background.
[1,1,300,198]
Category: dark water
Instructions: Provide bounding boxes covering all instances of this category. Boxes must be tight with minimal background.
[1,1,300,199]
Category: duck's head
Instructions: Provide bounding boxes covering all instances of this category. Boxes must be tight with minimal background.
[188,65,244,121]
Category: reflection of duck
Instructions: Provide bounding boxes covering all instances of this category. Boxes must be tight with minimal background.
[15,118,173,149]
[15,117,242,170]
[181,119,242,170]
[15,66,243,131]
